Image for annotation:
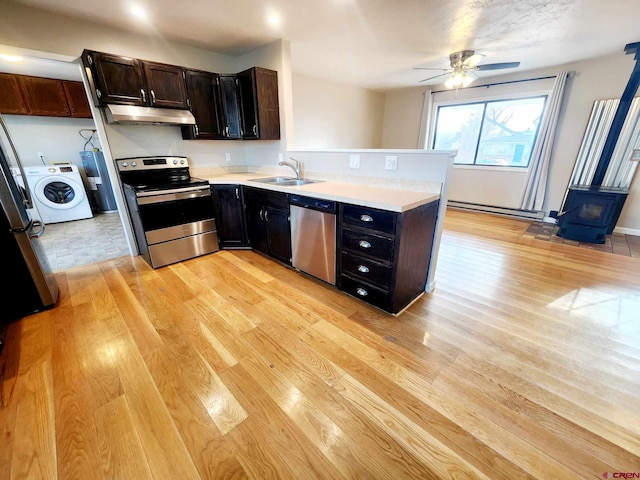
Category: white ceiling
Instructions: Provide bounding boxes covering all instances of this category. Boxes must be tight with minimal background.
[5,0,640,90]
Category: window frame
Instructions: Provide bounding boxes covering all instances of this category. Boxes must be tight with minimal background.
[429,89,550,170]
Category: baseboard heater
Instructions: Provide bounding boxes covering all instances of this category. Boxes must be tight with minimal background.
[447,200,545,221]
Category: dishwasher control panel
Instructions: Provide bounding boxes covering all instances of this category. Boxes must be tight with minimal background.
[290,194,336,213]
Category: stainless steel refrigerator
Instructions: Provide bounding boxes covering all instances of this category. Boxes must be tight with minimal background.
[0,114,58,335]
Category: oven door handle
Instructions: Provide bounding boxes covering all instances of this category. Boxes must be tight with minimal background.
[136,187,212,205]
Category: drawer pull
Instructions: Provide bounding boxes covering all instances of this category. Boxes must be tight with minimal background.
[359,240,372,249]
[360,214,374,222]
[357,265,370,273]
[356,288,368,297]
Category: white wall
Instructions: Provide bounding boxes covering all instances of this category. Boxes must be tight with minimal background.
[3,115,96,167]
[291,73,385,150]
[381,52,640,232]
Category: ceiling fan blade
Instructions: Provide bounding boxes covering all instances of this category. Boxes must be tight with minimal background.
[413,67,450,71]
[476,61,520,71]
[419,72,448,83]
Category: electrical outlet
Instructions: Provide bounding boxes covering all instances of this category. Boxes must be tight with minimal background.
[225,152,231,162]
[349,154,360,169]
[385,155,398,170]
[278,153,284,163]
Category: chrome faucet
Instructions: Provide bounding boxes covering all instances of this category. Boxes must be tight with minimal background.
[279,157,301,179]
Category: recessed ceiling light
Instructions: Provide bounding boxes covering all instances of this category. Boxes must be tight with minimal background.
[0,54,24,62]
[267,13,281,25]
[129,4,148,20]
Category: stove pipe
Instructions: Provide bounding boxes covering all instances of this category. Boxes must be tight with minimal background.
[591,42,640,186]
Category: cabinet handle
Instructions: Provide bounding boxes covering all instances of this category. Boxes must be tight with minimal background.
[356,288,368,297]
[264,209,269,222]
[252,125,257,136]
[360,214,373,222]
[225,126,229,137]
[357,265,370,273]
[87,54,93,66]
[96,88,102,99]
[194,125,199,136]
[235,187,240,199]
[150,89,156,104]
[140,89,146,103]
[359,240,372,249]
[259,209,264,220]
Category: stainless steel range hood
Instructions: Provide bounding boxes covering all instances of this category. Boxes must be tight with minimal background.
[103,104,196,126]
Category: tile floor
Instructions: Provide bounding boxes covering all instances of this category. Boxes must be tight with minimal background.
[39,212,131,272]
[523,221,640,257]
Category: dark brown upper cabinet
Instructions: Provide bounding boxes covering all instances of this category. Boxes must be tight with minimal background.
[0,73,28,114]
[0,73,91,119]
[217,75,242,140]
[82,50,188,109]
[181,69,224,140]
[62,81,92,118]
[21,76,70,116]
[237,67,280,140]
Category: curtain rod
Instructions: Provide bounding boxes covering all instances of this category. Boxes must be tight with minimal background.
[431,75,558,95]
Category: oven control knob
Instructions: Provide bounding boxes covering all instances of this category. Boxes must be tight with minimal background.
[173,159,178,165]
[120,161,128,168]
[131,161,137,167]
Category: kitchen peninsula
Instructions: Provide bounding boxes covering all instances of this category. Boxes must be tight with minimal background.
[194,148,454,314]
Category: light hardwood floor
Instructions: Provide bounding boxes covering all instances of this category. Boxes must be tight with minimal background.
[1,208,639,479]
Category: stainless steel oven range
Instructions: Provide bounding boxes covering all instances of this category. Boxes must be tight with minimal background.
[117,156,218,268]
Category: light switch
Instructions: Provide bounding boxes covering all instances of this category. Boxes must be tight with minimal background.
[225,152,231,162]
[631,149,640,161]
[349,154,360,169]
[385,155,398,170]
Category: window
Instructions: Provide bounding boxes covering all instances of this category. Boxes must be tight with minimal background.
[432,96,547,167]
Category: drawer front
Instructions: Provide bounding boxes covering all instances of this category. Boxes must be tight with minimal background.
[341,227,394,262]
[342,204,396,234]
[243,186,289,210]
[340,274,389,311]
[340,251,392,289]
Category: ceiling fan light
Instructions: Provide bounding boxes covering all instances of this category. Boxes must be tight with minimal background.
[445,71,468,88]
[461,73,474,87]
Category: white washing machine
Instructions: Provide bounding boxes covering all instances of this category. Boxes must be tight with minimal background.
[10,167,42,221]
[24,165,93,224]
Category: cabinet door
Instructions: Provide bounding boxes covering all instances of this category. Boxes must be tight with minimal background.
[266,206,291,264]
[90,52,147,106]
[237,67,280,140]
[217,75,242,139]
[182,70,224,140]
[142,61,188,109]
[212,185,248,247]
[245,201,268,254]
[20,77,70,117]
[62,81,92,118]
[0,73,29,114]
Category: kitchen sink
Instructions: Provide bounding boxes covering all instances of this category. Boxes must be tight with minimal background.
[249,177,323,186]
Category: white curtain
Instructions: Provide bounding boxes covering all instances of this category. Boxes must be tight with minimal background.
[520,72,569,211]
[417,90,432,148]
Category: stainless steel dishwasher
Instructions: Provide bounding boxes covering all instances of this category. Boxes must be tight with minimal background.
[289,194,336,285]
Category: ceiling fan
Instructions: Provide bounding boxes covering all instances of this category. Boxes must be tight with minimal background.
[415,50,520,88]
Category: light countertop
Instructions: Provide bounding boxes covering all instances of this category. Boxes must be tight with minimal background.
[200,173,440,213]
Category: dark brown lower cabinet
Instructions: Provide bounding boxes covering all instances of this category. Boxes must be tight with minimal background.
[211,184,248,248]
[337,200,439,314]
[243,186,291,265]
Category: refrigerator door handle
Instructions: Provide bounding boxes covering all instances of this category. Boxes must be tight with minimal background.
[0,113,33,209]
[29,219,46,238]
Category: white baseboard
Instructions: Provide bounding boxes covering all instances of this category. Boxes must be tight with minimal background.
[448,201,545,221]
[614,226,640,236]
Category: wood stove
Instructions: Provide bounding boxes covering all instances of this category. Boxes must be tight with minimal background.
[557,186,629,244]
